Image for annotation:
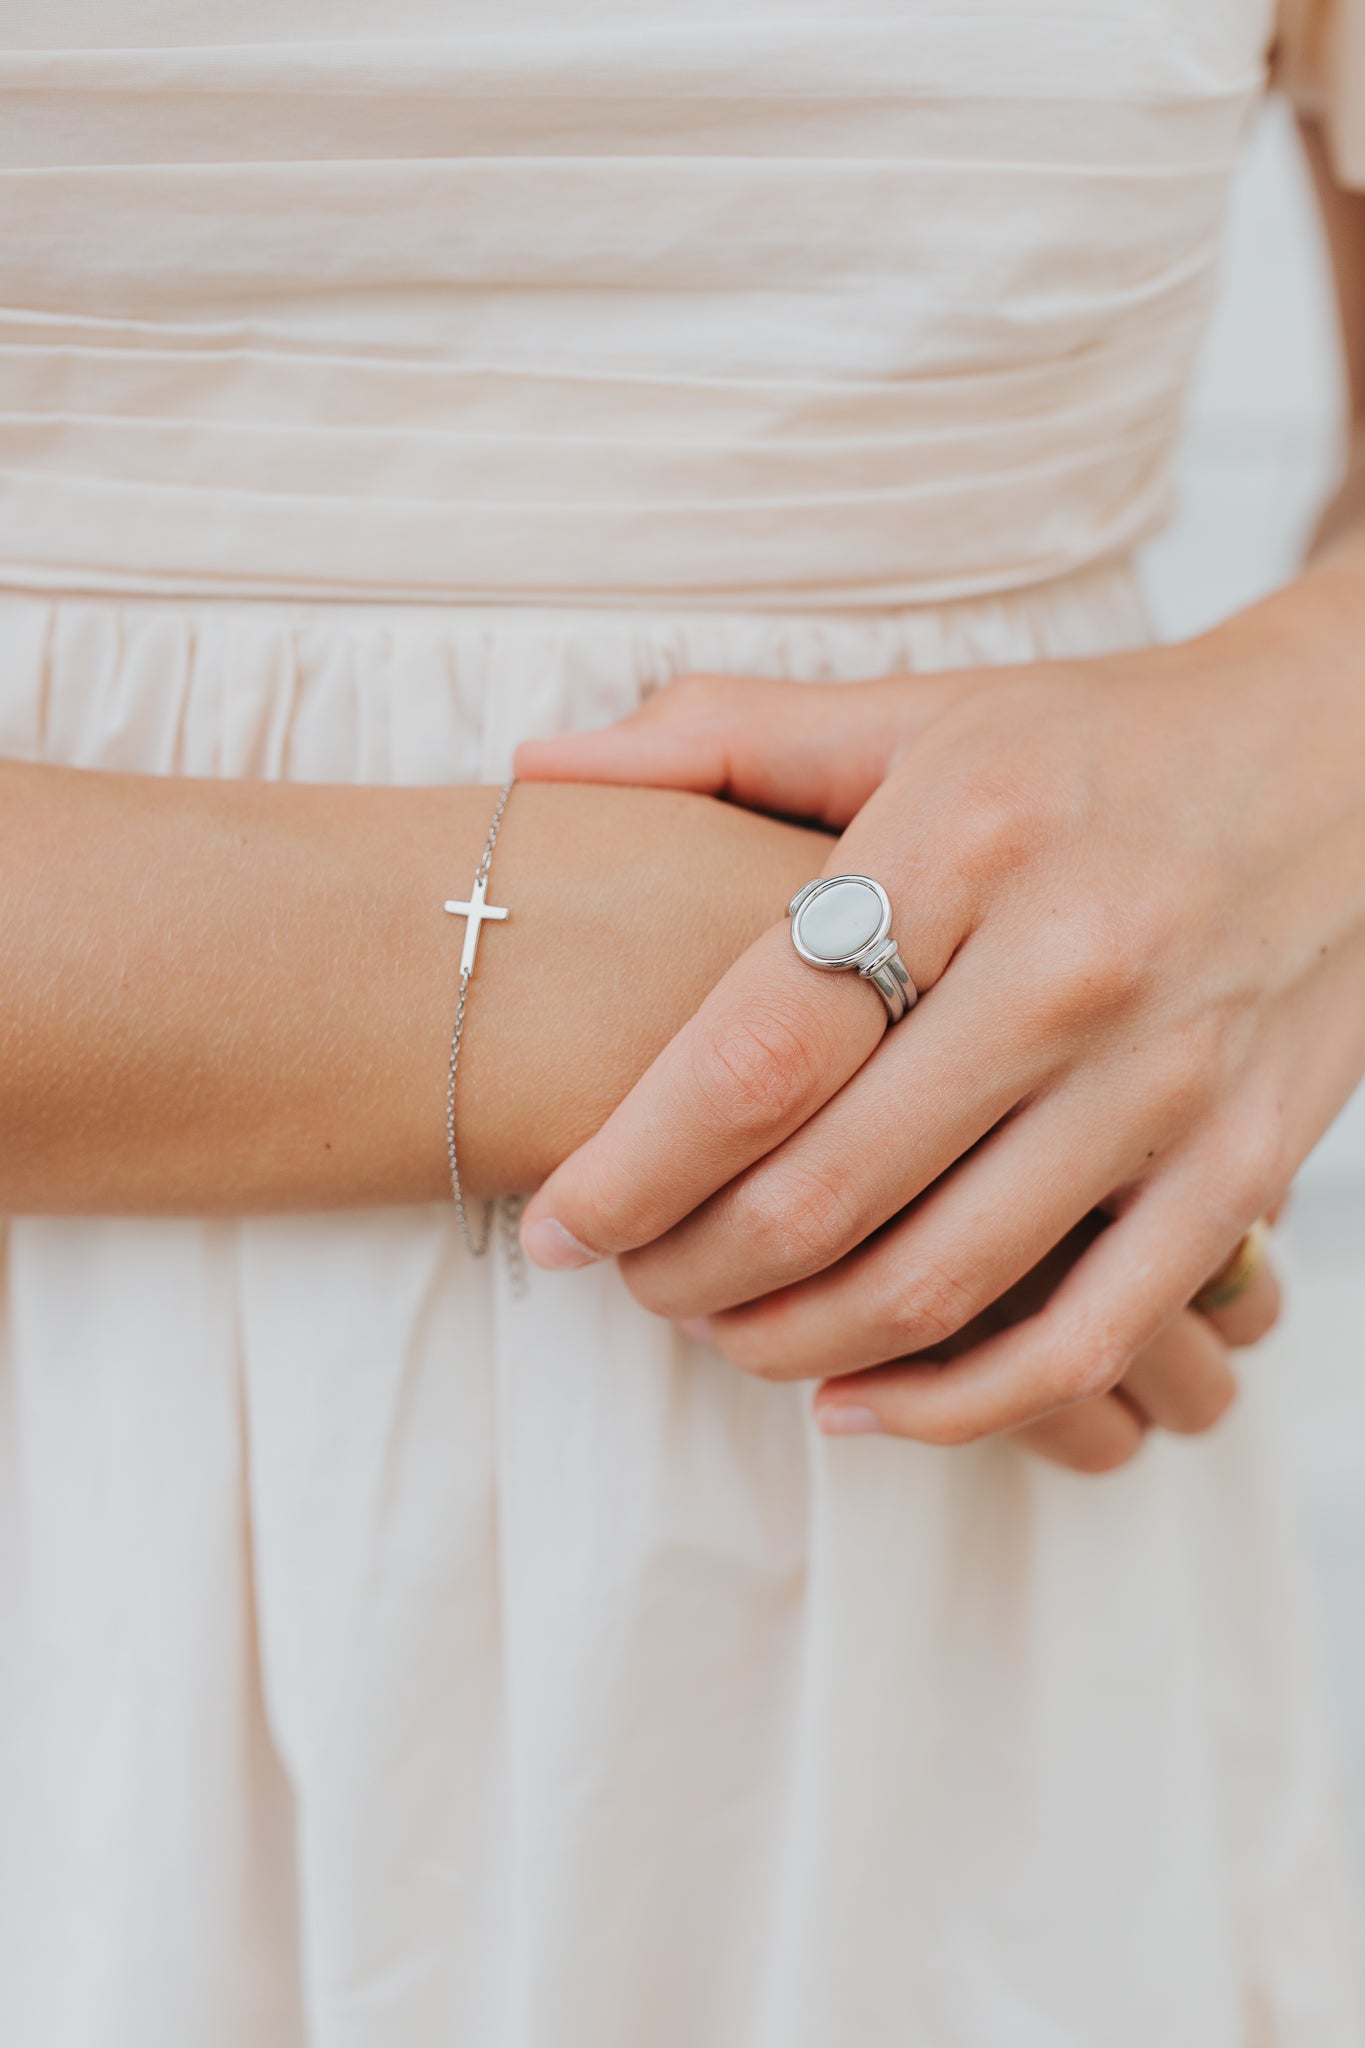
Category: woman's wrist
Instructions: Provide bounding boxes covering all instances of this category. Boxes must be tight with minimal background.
[456,783,834,1197]
[1167,527,1365,865]
[0,761,830,1214]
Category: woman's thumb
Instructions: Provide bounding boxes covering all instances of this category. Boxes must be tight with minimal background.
[514,673,912,827]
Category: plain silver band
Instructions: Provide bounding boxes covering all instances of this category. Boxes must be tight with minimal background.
[861,946,916,1023]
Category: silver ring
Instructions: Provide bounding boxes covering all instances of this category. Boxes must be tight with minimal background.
[788,875,918,1024]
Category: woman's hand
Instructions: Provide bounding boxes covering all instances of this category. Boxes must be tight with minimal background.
[514,565,1365,1449]
[924,1212,1281,1473]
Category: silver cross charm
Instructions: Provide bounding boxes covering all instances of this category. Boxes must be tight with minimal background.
[444,874,510,976]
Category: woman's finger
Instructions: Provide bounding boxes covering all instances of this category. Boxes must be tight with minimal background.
[618,932,1047,1320]
[1021,1247,1270,1458]
[519,823,979,1268]
[837,1222,1242,1472]
[1196,1243,1282,1349]
[807,1209,1249,1470]
[1003,1302,1241,1471]
[1002,1309,1242,1472]
[690,1072,1161,1383]
[515,673,956,829]
[1010,1395,1147,1475]
[814,1210,1149,1475]
[1115,1309,1238,1434]
[811,1167,1259,1442]
[518,922,881,1265]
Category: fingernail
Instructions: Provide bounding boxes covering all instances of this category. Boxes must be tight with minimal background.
[816,1404,883,1436]
[520,1217,600,1271]
[679,1316,711,1342]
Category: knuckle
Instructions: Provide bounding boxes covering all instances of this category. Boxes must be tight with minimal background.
[690,1004,827,1137]
[875,1255,980,1354]
[1037,904,1152,1026]
[730,1156,865,1276]
[1143,1020,1225,1131]
[1216,1112,1290,1222]
[953,771,1057,879]
[1051,1326,1130,1406]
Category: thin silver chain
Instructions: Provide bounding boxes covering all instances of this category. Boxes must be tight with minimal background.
[444,780,526,1296]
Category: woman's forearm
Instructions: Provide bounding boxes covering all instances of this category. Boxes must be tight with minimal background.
[0,762,831,1214]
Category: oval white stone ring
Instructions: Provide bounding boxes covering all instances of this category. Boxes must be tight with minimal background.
[788,874,917,1023]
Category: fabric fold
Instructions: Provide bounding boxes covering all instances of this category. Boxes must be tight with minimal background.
[0,12,1255,609]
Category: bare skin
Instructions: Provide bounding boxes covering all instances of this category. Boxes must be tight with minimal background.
[0,769,831,1213]
[514,115,1365,1469]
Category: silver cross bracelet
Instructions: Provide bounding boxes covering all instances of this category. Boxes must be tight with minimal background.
[443,780,525,1286]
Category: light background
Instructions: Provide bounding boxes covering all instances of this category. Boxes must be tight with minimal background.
[1138,94,1365,1868]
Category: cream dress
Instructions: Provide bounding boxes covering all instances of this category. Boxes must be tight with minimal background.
[2,4,1364,2043]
